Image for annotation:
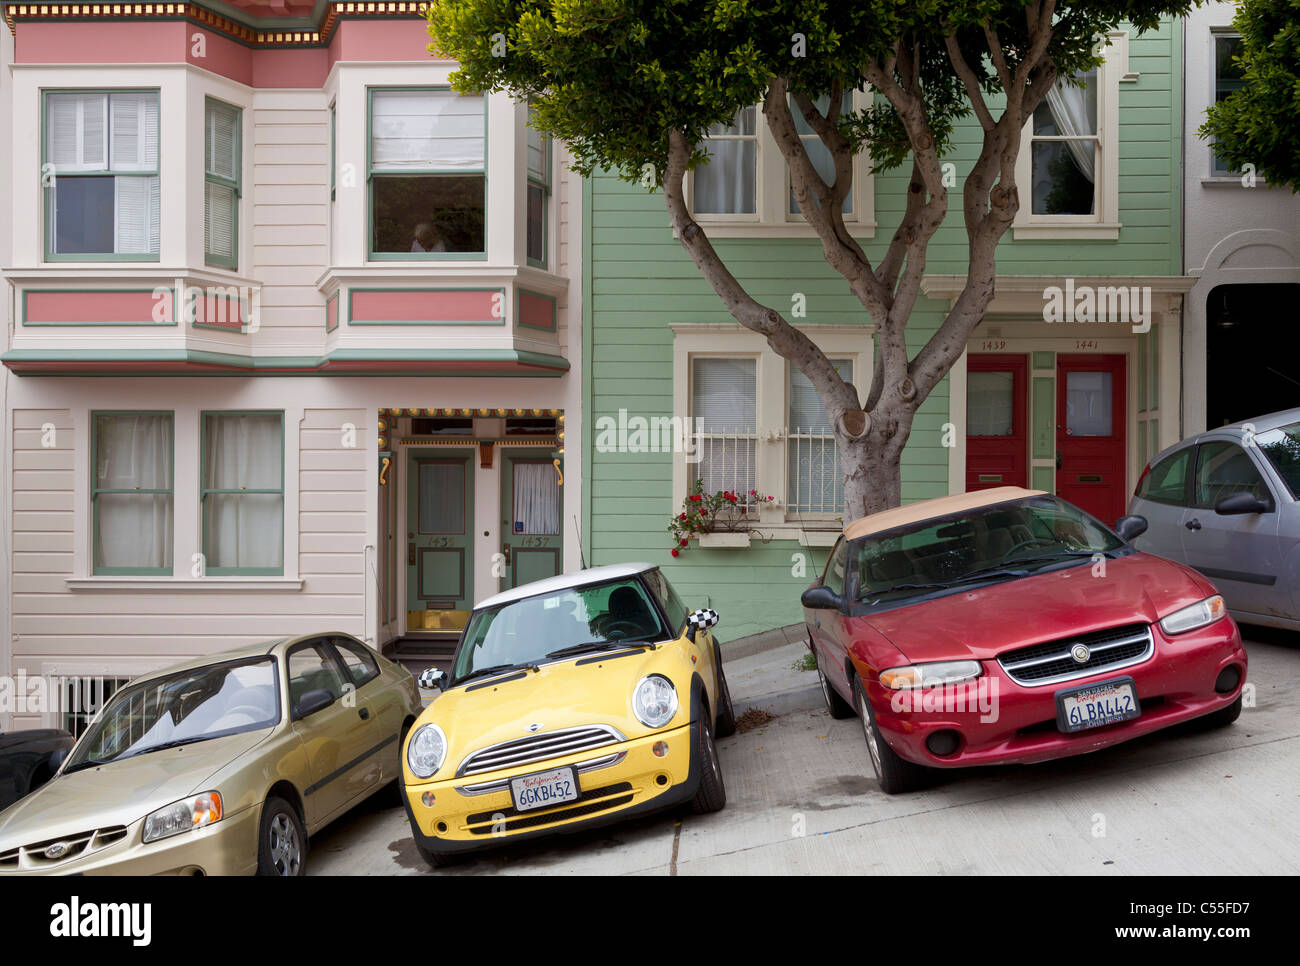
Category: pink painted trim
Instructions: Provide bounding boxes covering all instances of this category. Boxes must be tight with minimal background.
[350,289,502,324]
[192,293,246,329]
[517,291,556,331]
[25,290,167,325]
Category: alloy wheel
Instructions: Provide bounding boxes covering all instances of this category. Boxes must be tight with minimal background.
[858,689,883,779]
[268,813,302,876]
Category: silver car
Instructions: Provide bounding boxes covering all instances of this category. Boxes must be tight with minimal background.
[1127,409,1300,630]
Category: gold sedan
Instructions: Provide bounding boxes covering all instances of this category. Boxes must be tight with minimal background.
[0,633,423,876]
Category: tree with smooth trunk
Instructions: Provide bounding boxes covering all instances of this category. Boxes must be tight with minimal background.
[428,1,1195,517]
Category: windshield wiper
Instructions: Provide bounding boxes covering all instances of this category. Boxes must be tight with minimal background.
[999,549,1112,568]
[64,737,199,773]
[546,640,656,660]
[455,662,540,685]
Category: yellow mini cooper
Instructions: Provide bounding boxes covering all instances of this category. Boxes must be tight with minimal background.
[401,562,735,867]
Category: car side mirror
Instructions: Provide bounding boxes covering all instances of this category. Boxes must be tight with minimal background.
[685,608,720,642]
[47,746,69,775]
[293,688,334,719]
[801,585,845,612]
[1115,515,1148,542]
[418,667,448,691]
[1214,491,1270,516]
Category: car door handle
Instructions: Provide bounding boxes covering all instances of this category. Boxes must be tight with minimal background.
[1185,518,1202,531]
[357,707,370,720]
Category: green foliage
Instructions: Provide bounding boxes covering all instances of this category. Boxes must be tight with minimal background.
[668,480,775,555]
[1200,0,1300,192]
[429,1,1193,187]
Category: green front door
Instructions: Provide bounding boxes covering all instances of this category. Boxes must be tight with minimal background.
[500,448,563,589]
[406,450,474,631]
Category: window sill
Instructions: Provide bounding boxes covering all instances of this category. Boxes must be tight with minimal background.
[66,577,303,591]
[675,221,877,240]
[1200,177,1269,188]
[697,532,751,549]
[1011,223,1121,241]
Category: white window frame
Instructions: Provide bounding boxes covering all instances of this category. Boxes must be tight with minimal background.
[1013,31,1135,240]
[671,323,872,539]
[685,90,875,239]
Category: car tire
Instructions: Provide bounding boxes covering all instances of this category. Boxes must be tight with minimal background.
[1196,693,1243,730]
[816,655,855,719]
[689,714,727,814]
[714,661,737,739]
[852,675,928,795]
[257,797,306,877]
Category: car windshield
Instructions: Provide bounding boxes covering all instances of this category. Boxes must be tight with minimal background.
[853,496,1123,605]
[453,577,669,683]
[65,658,280,771]
[1255,421,1300,499]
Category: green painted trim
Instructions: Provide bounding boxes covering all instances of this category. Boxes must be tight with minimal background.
[581,174,595,567]
[21,287,176,326]
[203,97,242,271]
[1031,351,1055,370]
[188,289,249,333]
[1032,376,1056,460]
[1168,21,1184,278]
[325,291,339,333]
[200,410,285,576]
[515,287,557,332]
[91,410,175,576]
[346,286,507,326]
[365,86,488,260]
[1032,465,1055,494]
[42,88,162,262]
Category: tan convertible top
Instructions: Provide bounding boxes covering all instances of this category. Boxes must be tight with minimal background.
[843,486,1048,540]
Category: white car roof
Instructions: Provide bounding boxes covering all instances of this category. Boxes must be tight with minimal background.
[474,562,657,610]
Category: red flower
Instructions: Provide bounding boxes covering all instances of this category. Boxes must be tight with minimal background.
[749,489,757,495]
[671,548,680,557]
[678,513,687,520]
[680,539,689,546]
[689,494,702,502]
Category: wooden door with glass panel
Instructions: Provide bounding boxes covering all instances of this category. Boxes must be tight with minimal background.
[1056,354,1127,526]
[966,354,1028,491]
[406,451,474,631]
[501,449,562,590]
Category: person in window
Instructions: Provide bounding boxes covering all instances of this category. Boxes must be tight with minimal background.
[411,222,448,253]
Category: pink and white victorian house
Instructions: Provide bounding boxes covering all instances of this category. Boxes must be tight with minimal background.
[0,1,584,733]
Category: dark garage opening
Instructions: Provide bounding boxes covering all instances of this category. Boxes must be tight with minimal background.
[1205,283,1300,427]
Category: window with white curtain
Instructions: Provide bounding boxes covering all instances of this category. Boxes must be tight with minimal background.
[369,88,485,255]
[527,104,550,266]
[692,358,758,495]
[45,90,160,258]
[92,413,174,574]
[513,462,560,535]
[787,93,853,218]
[788,359,852,513]
[1029,69,1098,215]
[205,98,241,268]
[202,412,284,575]
[693,106,758,216]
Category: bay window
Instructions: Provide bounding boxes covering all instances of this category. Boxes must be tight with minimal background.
[201,412,285,575]
[527,106,551,266]
[92,412,174,575]
[204,98,241,268]
[368,88,486,257]
[44,90,160,259]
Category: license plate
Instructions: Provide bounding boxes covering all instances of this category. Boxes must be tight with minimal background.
[510,766,580,813]
[1055,676,1141,733]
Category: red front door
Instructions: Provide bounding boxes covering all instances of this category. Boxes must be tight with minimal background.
[965,354,1028,491]
[1056,354,1127,526]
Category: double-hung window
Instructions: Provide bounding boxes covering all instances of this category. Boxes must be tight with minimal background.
[788,359,853,514]
[691,358,758,495]
[204,98,241,268]
[201,412,285,575]
[1211,33,1244,176]
[368,88,486,257]
[92,412,174,575]
[1027,68,1099,217]
[44,90,160,259]
[693,106,758,218]
[787,93,853,219]
[526,106,551,266]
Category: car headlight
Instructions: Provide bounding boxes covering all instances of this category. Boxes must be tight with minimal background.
[406,723,447,779]
[632,674,679,729]
[142,791,223,843]
[879,661,982,690]
[1159,595,1226,635]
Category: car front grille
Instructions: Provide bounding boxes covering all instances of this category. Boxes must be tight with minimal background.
[466,782,636,835]
[455,725,626,778]
[998,623,1154,686]
[0,825,129,871]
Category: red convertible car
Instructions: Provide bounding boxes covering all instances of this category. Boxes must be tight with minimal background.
[802,487,1247,793]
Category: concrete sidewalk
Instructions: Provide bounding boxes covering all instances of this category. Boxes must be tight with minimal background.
[724,637,824,718]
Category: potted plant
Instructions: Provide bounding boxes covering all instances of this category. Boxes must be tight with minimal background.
[668,480,774,555]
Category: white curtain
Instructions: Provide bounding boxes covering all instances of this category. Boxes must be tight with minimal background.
[203,414,283,570]
[693,358,757,493]
[694,107,757,215]
[513,463,559,535]
[789,93,853,215]
[94,414,172,570]
[788,360,851,513]
[1045,70,1097,183]
[371,90,484,171]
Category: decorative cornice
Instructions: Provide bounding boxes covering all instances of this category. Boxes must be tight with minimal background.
[4,2,431,47]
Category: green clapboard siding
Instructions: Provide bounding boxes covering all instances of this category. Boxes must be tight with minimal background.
[583,19,1182,639]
